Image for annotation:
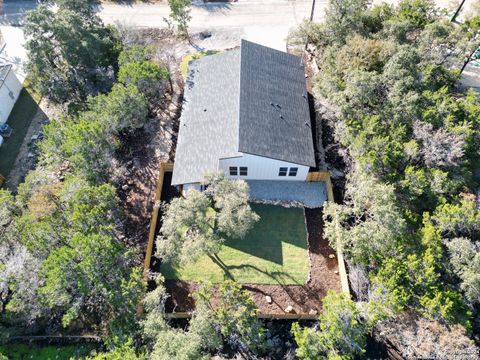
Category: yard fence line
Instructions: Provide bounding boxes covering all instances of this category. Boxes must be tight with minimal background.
[143,162,174,279]
[164,312,320,320]
[6,335,102,343]
[143,166,349,319]
[307,171,350,295]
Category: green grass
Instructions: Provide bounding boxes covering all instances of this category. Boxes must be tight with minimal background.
[0,343,97,360]
[161,204,309,285]
[0,88,39,179]
[180,50,221,79]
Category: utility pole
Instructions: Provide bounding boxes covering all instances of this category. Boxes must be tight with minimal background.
[451,0,467,22]
[460,42,480,74]
[304,0,316,51]
[309,0,316,21]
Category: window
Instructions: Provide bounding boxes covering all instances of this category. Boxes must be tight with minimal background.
[229,167,238,176]
[240,167,248,176]
[289,167,298,176]
[279,167,288,176]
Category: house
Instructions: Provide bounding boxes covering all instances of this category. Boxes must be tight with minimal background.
[0,64,22,124]
[172,40,317,195]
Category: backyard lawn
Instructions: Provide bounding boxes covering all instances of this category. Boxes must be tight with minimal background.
[161,203,310,285]
[0,88,39,178]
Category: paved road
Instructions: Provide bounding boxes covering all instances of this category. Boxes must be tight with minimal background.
[1,0,478,84]
[2,0,328,50]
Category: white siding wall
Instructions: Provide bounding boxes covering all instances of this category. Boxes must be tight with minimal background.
[219,153,309,181]
[0,70,22,124]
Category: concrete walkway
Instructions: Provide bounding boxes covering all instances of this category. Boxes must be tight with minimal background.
[248,180,327,208]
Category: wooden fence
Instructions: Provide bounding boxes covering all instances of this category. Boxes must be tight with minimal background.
[143,167,349,319]
[143,162,174,278]
[307,171,350,295]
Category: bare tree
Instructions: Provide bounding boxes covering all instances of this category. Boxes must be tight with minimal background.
[413,121,465,168]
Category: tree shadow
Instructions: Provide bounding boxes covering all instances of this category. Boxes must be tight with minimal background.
[212,254,304,287]
[192,1,232,14]
[93,0,157,11]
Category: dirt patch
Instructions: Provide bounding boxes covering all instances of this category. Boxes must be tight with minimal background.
[164,208,342,316]
[113,78,183,256]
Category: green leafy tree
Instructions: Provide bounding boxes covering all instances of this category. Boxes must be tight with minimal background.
[86,339,146,360]
[166,0,192,38]
[394,0,437,28]
[324,0,370,44]
[85,83,149,133]
[16,179,144,336]
[118,45,153,67]
[118,62,169,100]
[195,281,266,354]
[292,291,368,360]
[156,174,259,265]
[24,4,119,105]
[323,171,406,265]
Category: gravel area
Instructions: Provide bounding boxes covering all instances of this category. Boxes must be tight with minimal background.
[247,180,327,208]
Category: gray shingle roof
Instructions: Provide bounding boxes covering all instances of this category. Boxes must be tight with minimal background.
[172,50,242,186]
[0,64,12,89]
[171,40,315,186]
[238,40,315,167]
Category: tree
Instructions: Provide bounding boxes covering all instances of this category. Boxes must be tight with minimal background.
[118,45,153,67]
[143,279,265,358]
[323,171,406,265]
[446,237,480,304]
[166,0,192,38]
[324,0,370,44]
[0,190,48,335]
[85,83,149,133]
[375,312,478,359]
[24,4,119,105]
[195,281,266,354]
[53,0,98,16]
[15,179,144,337]
[394,0,437,28]
[413,120,465,168]
[118,61,169,101]
[86,339,146,360]
[156,174,259,265]
[292,291,368,360]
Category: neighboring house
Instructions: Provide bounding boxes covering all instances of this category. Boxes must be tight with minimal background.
[0,64,22,124]
[172,40,316,194]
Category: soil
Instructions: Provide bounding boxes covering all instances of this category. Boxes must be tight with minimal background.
[114,77,183,255]
[164,208,342,316]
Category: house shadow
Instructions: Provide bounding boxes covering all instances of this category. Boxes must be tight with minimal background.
[222,203,309,265]
[0,87,47,190]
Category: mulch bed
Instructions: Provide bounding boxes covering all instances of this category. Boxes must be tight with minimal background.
[164,208,342,316]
